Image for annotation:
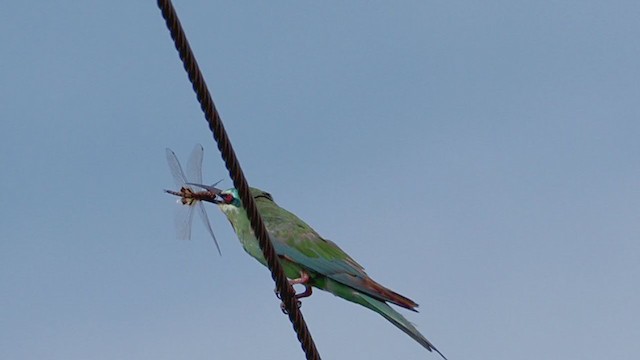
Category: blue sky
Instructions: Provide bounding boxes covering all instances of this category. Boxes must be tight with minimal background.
[1,1,639,359]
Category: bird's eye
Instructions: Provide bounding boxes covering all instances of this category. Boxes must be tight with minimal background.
[223,194,234,204]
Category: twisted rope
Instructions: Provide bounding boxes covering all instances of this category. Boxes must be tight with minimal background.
[156,1,321,359]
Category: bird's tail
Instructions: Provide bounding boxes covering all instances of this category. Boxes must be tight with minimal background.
[356,292,447,360]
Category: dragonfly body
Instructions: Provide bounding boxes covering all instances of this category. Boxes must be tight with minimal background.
[165,187,216,206]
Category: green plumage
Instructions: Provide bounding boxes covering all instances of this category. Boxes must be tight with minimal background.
[217,187,445,359]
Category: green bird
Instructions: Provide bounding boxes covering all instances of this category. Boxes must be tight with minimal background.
[190,185,446,359]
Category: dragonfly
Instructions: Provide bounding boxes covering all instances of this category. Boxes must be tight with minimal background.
[164,144,222,255]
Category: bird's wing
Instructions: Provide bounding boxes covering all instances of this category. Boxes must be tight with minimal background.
[258,200,418,310]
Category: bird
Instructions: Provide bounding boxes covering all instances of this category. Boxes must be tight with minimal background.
[191,184,446,359]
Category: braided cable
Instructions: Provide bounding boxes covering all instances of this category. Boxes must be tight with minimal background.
[156,1,321,359]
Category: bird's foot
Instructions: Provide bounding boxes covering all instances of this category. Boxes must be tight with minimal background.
[288,270,310,285]
[276,271,312,313]
[295,285,313,300]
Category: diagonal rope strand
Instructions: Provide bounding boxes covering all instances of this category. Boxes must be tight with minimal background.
[155,1,321,359]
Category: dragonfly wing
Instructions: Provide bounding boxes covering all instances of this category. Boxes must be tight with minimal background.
[186,144,204,185]
[197,202,221,255]
[185,181,223,196]
[174,203,195,240]
[166,144,219,251]
[166,148,188,188]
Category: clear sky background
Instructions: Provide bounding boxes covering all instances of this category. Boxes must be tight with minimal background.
[1,1,639,359]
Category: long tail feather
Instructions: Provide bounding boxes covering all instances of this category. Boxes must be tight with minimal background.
[322,278,446,358]
[356,292,447,360]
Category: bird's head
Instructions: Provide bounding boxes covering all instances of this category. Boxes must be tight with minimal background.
[216,188,273,207]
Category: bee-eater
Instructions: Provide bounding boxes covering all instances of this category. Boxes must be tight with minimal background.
[189,185,446,359]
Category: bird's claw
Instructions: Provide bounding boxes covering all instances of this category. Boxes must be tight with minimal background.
[276,270,312,314]
[280,299,302,314]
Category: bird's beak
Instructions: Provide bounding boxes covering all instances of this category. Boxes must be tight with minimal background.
[186,182,223,204]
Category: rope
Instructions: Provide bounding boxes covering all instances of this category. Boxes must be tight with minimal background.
[155,1,321,359]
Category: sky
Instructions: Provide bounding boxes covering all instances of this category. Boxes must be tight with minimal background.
[1,1,639,359]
